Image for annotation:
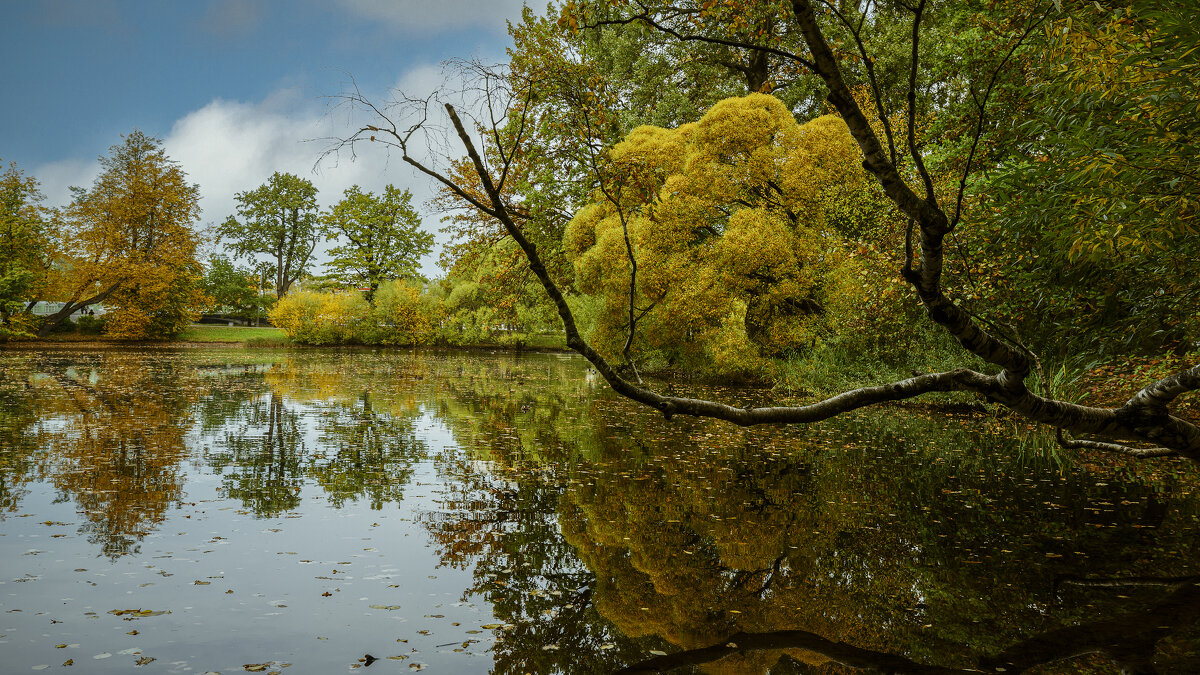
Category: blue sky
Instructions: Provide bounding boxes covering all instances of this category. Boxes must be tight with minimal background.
[1,0,533,274]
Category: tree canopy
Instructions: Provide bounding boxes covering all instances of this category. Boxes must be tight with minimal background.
[565,94,895,375]
[320,184,433,299]
[338,0,1200,463]
[219,171,320,299]
[44,131,207,339]
[0,161,53,330]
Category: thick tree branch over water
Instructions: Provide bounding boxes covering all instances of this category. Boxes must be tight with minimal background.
[335,3,1200,463]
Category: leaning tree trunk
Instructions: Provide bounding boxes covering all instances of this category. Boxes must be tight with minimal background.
[36,283,121,337]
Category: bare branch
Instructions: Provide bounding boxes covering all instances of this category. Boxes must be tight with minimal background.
[1056,428,1178,458]
[584,7,816,72]
[950,11,1049,230]
[906,0,938,205]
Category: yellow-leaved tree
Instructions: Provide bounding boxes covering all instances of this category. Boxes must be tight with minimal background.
[564,93,891,375]
[41,131,208,339]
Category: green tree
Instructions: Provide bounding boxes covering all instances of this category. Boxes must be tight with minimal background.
[202,254,272,323]
[968,0,1200,355]
[0,161,53,329]
[320,184,433,299]
[42,131,207,339]
[219,171,319,299]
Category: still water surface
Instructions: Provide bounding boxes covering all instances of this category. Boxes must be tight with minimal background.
[0,348,1197,673]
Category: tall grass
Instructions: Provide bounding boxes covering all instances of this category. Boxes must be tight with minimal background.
[769,321,983,401]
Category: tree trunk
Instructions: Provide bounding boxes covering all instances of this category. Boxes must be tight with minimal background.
[36,283,121,337]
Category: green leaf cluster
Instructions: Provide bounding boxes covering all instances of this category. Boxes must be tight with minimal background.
[320,185,433,299]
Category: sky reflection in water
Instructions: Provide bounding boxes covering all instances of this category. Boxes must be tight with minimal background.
[0,348,1197,674]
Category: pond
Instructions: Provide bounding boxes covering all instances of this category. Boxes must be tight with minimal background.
[0,348,1197,674]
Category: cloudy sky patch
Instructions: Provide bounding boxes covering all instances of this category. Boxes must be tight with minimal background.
[0,0,531,276]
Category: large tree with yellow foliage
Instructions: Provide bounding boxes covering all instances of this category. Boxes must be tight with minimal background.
[566,94,896,375]
[40,131,207,338]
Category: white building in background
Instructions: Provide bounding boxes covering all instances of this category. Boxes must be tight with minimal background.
[28,302,107,319]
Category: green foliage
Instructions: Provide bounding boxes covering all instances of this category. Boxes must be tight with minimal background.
[429,238,562,347]
[268,280,431,346]
[0,161,52,323]
[202,254,273,323]
[76,313,107,335]
[219,172,319,299]
[966,0,1200,355]
[320,185,433,298]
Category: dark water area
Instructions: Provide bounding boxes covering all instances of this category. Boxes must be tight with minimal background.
[0,348,1197,674]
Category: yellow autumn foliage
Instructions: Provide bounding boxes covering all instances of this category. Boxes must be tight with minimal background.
[268,280,431,346]
[56,131,208,339]
[565,93,893,373]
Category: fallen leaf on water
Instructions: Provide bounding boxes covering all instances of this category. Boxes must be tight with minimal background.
[321,592,332,597]
[135,656,155,666]
[108,609,168,618]
[63,659,74,666]
[244,664,270,672]
[370,605,402,610]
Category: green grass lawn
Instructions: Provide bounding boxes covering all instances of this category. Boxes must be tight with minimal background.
[522,332,568,349]
[176,325,289,344]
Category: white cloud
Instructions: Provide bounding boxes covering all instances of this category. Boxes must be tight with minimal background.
[35,157,100,212]
[336,0,529,33]
[38,74,469,279]
[163,86,458,277]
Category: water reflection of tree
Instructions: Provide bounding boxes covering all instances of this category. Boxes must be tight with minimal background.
[309,390,425,509]
[620,576,1200,674]
[208,391,307,516]
[556,411,1200,672]
[0,366,46,514]
[423,357,657,673]
[24,354,193,558]
[203,355,431,516]
[421,360,1199,673]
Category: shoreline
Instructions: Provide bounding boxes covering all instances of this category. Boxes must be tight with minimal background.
[0,338,574,354]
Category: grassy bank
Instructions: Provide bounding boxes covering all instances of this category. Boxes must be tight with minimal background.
[175,325,292,345]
